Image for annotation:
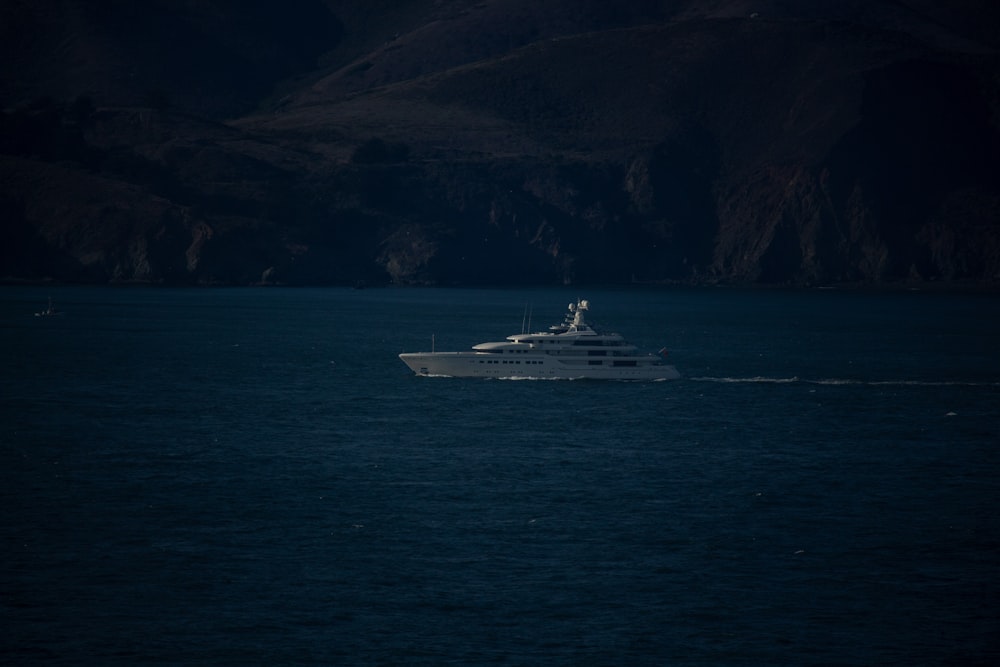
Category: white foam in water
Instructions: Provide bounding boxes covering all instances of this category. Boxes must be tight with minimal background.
[690,376,800,383]
[691,377,999,387]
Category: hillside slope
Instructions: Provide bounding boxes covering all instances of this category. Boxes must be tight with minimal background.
[2,0,998,286]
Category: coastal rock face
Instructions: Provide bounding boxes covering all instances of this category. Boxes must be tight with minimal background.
[1,0,998,286]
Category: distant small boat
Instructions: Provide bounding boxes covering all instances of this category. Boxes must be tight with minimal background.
[34,297,59,317]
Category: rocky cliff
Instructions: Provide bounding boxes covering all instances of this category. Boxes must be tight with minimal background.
[1,0,998,286]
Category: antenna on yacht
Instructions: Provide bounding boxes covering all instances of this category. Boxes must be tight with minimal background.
[521,303,533,333]
[432,333,435,353]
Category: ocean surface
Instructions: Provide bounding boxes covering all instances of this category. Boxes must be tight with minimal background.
[2,285,998,665]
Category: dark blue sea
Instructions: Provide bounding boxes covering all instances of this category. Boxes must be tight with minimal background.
[3,286,999,665]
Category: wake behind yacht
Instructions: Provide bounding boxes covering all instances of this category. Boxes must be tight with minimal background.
[399,299,680,380]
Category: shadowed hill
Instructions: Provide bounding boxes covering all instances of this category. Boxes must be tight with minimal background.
[1,0,998,286]
[0,0,343,118]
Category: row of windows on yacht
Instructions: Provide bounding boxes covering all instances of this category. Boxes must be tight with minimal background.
[478,359,639,367]
[512,338,627,346]
[483,347,634,356]
[479,359,544,365]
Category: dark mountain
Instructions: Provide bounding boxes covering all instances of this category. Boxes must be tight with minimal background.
[2,0,998,286]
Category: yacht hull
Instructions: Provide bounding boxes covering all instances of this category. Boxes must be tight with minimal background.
[399,351,681,380]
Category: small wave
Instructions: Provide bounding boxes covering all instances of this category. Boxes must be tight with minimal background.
[496,376,655,382]
[691,377,998,387]
[864,379,1000,387]
[690,376,800,384]
[811,378,999,387]
[808,378,864,386]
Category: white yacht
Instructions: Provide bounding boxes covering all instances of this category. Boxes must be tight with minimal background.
[399,299,680,380]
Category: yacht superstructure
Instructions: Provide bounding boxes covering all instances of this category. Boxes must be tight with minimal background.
[399,299,680,380]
